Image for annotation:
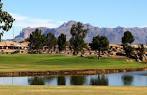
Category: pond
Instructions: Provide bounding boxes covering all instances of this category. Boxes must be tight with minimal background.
[0,71,147,86]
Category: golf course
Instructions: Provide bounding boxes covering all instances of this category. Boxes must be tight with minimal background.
[0,54,146,72]
[1,0,147,94]
[0,54,146,95]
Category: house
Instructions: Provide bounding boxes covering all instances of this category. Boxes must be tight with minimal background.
[0,41,29,54]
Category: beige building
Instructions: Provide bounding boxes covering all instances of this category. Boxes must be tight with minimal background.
[0,41,29,54]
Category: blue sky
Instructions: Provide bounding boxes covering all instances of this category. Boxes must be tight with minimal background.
[2,0,147,39]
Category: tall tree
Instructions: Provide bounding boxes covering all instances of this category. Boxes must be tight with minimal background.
[90,35,109,59]
[70,22,88,55]
[0,0,14,41]
[122,31,134,45]
[28,29,46,53]
[57,33,66,52]
[122,31,135,58]
[46,33,57,52]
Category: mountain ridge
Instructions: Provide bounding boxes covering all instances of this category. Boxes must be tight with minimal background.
[14,21,147,44]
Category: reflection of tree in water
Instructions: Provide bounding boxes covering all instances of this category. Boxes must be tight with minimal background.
[70,76,86,85]
[122,75,133,86]
[28,76,55,85]
[28,77,44,85]
[90,75,108,86]
[57,76,66,85]
[44,76,55,82]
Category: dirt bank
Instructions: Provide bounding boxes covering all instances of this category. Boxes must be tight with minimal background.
[0,68,146,77]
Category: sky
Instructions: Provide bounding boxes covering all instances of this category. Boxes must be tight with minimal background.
[2,0,147,39]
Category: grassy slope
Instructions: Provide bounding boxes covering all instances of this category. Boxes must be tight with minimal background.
[0,86,147,95]
[0,54,146,72]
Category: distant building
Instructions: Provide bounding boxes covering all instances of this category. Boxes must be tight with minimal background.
[0,41,29,54]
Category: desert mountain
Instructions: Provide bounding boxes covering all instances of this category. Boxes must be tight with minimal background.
[14,21,147,44]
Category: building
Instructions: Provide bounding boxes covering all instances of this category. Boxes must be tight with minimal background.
[0,41,29,54]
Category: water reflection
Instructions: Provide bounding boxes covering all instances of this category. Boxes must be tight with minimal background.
[28,77,44,85]
[121,75,133,86]
[0,71,146,86]
[57,76,66,85]
[70,76,86,85]
[90,75,108,85]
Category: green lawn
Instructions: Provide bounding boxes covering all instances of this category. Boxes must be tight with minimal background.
[0,54,146,95]
[0,54,146,72]
[0,86,147,95]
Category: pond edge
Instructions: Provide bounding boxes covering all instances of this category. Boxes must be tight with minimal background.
[0,68,147,77]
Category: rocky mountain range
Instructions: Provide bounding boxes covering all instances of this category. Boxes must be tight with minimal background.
[14,21,147,44]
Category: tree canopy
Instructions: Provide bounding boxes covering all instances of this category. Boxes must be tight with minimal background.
[122,31,134,45]
[46,32,57,51]
[0,0,14,41]
[28,29,46,53]
[122,31,135,58]
[90,35,109,59]
[57,33,66,52]
[70,22,88,55]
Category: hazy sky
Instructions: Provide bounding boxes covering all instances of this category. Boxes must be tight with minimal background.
[2,0,147,39]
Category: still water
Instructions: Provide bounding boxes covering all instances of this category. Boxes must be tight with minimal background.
[0,71,147,86]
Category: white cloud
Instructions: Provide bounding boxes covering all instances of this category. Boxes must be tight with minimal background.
[10,13,62,28]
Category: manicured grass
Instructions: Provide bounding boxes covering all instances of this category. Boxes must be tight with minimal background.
[0,54,146,72]
[0,86,147,95]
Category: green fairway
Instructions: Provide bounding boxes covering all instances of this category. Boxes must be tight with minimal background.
[0,86,147,95]
[0,54,146,72]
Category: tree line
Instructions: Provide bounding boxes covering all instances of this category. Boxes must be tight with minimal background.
[27,22,146,61]
[28,29,66,53]
[0,0,145,62]
[28,22,109,57]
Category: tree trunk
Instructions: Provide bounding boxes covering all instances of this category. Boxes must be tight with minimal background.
[0,34,1,42]
[97,49,101,60]
[48,48,50,54]
[73,51,78,55]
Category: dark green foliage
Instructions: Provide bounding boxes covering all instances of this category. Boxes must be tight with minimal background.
[57,33,66,52]
[46,32,57,51]
[57,76,66,85]
[137,44,145,61]
[90,75,108,85]
[29,77,44,85]
[70,22,88,55]
[122,31,135,58]
[123,45,134,58]
[70,76,85,85]
[28,31,57,53]
[90,35,109,59]
[122,31,134,45]
[122,75,133,86]
[0,0,14,41]
[28,29,46,53]
[70,36,85,55]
